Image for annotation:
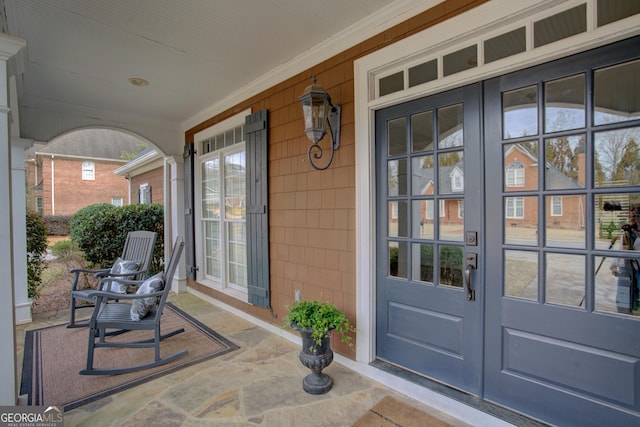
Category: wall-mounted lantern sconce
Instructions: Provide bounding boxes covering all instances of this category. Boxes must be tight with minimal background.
[299,75,341,170]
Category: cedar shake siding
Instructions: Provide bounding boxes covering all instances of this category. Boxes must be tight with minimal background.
[184,0,489,356]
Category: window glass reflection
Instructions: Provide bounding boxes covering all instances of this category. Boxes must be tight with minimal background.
[438,151,464,194]
[545,253,585,307]
[505,250,538,300]
[504,142,538,192]
[388,201,408,238]
[439,198,464,242]
[594,127,640,188]
[544,135,586,190]
[412,111,434,152]
[594,60,640,125]
[503,86,538,139]
[545,195,586,249]
[413,200,434,239]
[438,104,464,148]
[389,241,408,279]
[594,193,640,248]
[545,74,585,132]
[412,155,434,196]
[505,196,538,246]
[439,245,464,288]
[594,193,640,316]
[412,243,434,284]
[388,117,407,155]
[388,159,407,196]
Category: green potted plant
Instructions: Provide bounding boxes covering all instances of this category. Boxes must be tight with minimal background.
[284,298,355,394]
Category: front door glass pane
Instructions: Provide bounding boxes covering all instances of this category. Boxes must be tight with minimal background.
[412,243,434,283]
[504,141,538,192]
[439,198,464,242]
[413,200,434,239]
[440,245,463,288]
[388,117,407,155]
[594,127,640,188]
[544,74,585,132]
[389,201,408,237]
[438,151,464,194]
[595,193,640,246]
[388,159,408,196]
[438,104,464,148]
[505,196,538,245]
[505,250,538,300]
[412,155,434,195]
[503,85,538,139]
[544,135,586,189]
[545,195,586,249]
[545,253,585,307]
[595,255,640,315]
[389,241,408,279]
[594,60,640,125]
[412,111,434,152]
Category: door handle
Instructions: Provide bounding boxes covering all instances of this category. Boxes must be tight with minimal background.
[465,253,477,301]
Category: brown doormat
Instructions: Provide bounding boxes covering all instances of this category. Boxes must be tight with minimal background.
[20,303,238,411]
[353,396,453,427]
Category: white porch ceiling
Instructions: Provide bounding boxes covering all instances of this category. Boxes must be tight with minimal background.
[3,0,434,147]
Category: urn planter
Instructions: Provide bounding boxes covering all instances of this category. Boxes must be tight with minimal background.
[296,325,334,394]
[283,298,355,395]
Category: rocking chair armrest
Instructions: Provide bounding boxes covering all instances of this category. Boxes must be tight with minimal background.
[69,268,109,291]
[99,269,147,279]
[97,276,145,292]
[94,268,114,278]
[69,267,109,275]
[87,289,164,304]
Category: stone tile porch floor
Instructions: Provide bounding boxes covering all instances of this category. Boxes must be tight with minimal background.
[15,292,513,427]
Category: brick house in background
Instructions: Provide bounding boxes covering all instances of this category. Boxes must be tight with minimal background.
[25,128,147,215]
[114,146,165,205]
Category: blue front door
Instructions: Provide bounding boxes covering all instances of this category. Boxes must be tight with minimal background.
[375,84,484,395]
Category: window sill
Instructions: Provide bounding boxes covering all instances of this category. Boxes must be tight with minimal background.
[197,277,247,302]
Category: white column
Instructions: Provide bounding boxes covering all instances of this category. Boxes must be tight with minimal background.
[166,156,187,292]
[0,33,27,406]
[12,138,33,325]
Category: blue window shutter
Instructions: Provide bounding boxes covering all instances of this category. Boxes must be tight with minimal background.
[183,142,197,280]
[245,110,270,308]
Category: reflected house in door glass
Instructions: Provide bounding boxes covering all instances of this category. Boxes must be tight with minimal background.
[502,142,586,230]
[411,159,465,225]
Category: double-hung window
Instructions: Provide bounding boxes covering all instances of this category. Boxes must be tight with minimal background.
[195,113,247,299]
[82,161,95,180]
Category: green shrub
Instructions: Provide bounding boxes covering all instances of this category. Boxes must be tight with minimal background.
[26,212,48,300]
[70,203,164,274]
[50,239,77,258]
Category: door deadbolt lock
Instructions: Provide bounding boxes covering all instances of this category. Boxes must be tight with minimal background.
[465,231,478,246]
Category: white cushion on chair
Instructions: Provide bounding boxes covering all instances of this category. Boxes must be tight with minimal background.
[109,258,140,293]
[130,272,165,321]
